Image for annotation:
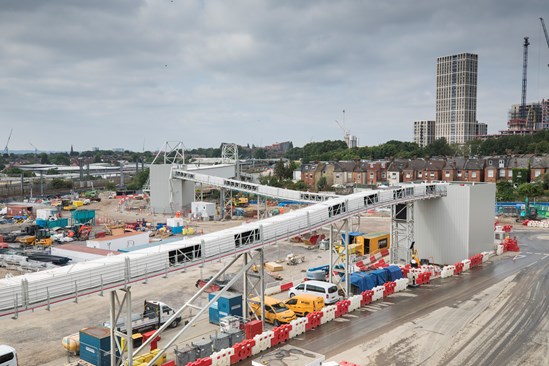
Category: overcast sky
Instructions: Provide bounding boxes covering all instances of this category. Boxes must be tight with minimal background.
[1,0,548,152]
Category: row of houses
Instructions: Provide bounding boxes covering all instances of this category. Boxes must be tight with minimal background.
[298,155,549,190]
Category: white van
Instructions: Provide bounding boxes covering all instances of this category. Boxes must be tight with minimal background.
[288,280,340,305]
[0,345,17,366]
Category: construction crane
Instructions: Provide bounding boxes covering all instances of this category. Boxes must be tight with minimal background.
[4,128,13,155]
[520,37,530,120]
[541,18,549,67]
[29,142,38,155]
[335,109,354,148]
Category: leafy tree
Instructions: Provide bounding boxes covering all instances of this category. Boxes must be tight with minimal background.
[424,138,453,157]
[50,178,73,189]
[316,176,328,191]
[496,181,515,201]
[126,169,150,190]
[254,148,266,159]
[3,167,34,177]
[39,152,50,164]
[46,168,59,175]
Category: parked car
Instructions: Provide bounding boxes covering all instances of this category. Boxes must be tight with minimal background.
[0,345,17,366]
[284,294,324,316]
[248,296,296,326]
[288,280,340,305]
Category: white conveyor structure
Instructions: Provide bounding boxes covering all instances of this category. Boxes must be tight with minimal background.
[0,181,447,318]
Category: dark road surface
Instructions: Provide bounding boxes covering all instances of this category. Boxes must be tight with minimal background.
[239,230,548,365]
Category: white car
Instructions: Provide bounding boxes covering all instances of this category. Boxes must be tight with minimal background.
[288,280,340,305]
[0,345,17,366]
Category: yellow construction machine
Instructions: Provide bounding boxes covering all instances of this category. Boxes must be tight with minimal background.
[410,241,420,268]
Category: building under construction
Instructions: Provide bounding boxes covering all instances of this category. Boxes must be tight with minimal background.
[501,99,549,135]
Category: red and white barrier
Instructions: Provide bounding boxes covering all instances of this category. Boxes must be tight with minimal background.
[288,317,308,338]
[265,280,295,295]
[349,295,362,312]
[321,305,336,324]
[251,331,274,355]
[496,244,504,256]
[441,265,455,278]
[372,286,384,301]
[461,259,471,271]
[210,347,234,366]
[395,278,409,292]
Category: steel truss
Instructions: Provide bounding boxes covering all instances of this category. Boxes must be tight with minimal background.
[125,249,261,366]
[328,218,352,297]
[390,202,414,264]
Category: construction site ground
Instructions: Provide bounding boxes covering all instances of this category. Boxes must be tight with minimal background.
[0,196,547,365]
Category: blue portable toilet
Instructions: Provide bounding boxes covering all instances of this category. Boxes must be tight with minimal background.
[208,291,243,325]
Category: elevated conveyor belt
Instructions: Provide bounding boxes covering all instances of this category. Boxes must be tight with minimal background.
[0,181,447,318]
[172,167,337,203]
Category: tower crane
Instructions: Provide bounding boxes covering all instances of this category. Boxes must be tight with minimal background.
[520,37,530,120]
[541,18,549,67]
[4,128,13,155]
[335,109,352,148]
[30,142,38,155]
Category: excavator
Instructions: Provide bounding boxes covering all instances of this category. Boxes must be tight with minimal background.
[516,197,539,223]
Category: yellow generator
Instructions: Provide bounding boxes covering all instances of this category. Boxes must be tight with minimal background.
[356,232,390,255]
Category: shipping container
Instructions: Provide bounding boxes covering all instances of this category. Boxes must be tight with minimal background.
[358,232,390,254]
[79,327,111,366]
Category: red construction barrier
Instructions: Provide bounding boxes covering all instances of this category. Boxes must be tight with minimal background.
[380,248,390,257]
[454,262,464,275]
[399,264,410,278]
[423,271,431,284]
[186,357,212,366]
[280,282,294,291]
[383,281,396,297]
[161,361,176,366]
[305,311,322,330]
[361,290,373,306]
[339,362,360,366]
[245,320,263,339]
[335,300,350,317]
[503,237,519,252]
[231,339,255,363]
[369,255,377,263]
[271,324,291,347]
[469,254,483,267]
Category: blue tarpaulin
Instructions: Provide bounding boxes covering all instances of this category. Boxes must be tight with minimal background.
[371,269,389,286]
[383,265,403,281]
[350,272,378,294]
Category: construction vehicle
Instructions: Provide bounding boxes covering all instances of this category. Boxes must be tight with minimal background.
[231,196,249,207]
[14,225,53,246]
[103,300,182,334]
[67,224,92,240]
[516,197,539,222]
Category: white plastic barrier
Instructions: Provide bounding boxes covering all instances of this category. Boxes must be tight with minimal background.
[252,330,274,355]
[349,295,362,312]
[441,265,455,279]
[289,317,308,338]
[372,286,384,301]
[320,305,336,324]
[407,268,421,281]
[210,347,235,366]
[395,278,409,292]
[481,251,492,263]
[496,244,504,256]
[461,259,471,272]
[421,264,436,277]
[323,363,341,366]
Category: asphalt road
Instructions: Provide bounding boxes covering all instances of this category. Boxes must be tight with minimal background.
[239,230,548,366]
